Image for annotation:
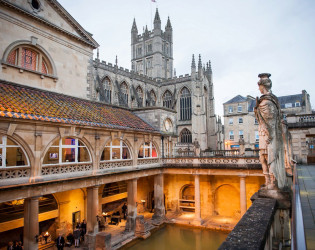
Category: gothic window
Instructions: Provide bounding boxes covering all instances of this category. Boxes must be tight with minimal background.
[102,77,112,103]
[137,46,142,57]
[180,87,192,121]
[0,135,29,167]
[136,86,143,107]
[163,90,172,109]
[147,43,152,53]
[150,90,157,106]
[120,82,129,104]
[138,142,157,158]
[43,138,91,165]
[5,45,53,75]
[101,139,131,161]
[180,128,192,143]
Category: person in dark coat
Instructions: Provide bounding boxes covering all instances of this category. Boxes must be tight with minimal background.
[122,203,127,220]
[73,226,81,248]
[56,233,65,250]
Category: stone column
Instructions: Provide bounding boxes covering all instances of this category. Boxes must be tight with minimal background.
[239,176,247,216]
[126,178,137,231]
[23,197,39,250]
[194,174,201,225]
[152,174,165,221]
[87,186,99,234]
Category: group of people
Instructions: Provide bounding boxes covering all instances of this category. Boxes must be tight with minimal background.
[56,220,87,250]
[7,241,23,250]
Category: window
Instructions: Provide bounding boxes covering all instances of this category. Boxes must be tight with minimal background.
[163,90,172,109]
[137,46,142,57]
[180,87,192,121]
[101,139,131,161]
[254,118,258,125]
[228,106,233,113]
[239,130,244,139]
[43,138,91,165]
[0,136,29,167]
[136,86,143,107]
[150,90,156,106]
[238,105,242,112]
[239,117,243,124]
[147,44,152,53]
[5,45,53,76]
[120,82,129,105]
[101,77,111,103]
[255,131,259,142]
[138,142,157,158]
[295,102,300,107]
[229,118,233,125]
[285,103,292,108]
[180,128,192,143]
[229,131,234,140]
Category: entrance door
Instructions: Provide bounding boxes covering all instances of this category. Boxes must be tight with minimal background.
[307,136,315,163]
[72,211,81,230]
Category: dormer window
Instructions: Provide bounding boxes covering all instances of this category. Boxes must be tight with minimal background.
[237,105,242,112]
[295,102,300,107]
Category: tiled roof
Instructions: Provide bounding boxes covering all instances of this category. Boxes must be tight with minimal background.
[0,81,157,132]
[278,94,303,109]
[224,95,247,104]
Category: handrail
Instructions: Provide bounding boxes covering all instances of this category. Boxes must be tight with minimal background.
[291,164,307,250]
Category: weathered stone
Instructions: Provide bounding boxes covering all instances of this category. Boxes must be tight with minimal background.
[95,232,111,250]
[135,215,151,239]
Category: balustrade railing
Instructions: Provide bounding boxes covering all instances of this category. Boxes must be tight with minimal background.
[0,166,30,180]
[41,162,92,176]
[99,160,133,169]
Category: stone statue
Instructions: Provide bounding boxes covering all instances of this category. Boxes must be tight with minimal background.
[254,73,287,189]
[281,119,294,176]
[193,138,201,157]
[239,138,245,156]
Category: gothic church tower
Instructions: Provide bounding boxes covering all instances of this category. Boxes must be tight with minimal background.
[131,9,173,80]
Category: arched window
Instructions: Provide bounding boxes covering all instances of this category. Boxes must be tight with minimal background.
[136,86,143,107]
[0,136,29,167]
[150,90,157,106]
[5,45,53,76]
[163,90,172,109]
[120,82,129,105]
[138,142,157,158]
[180,87,192,120]
[101,139,131,161]
[102,77,112,103]
[43,138,91,165]
[180,128,192,143]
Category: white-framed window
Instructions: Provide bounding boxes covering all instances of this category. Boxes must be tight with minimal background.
[101,139,131,161]
[254,118,258,125]
[239,130,244,139]
[229,131,234,140]
[237,105,242,112]
[43,138,91,165]
[138,142,157,158]
[285,103,292,108]
[228,106,233,113]
[0,135,29,167]
[255,131,259,142]
[229,118,233,125]
[295,102,300,107]
[239,117,243,124]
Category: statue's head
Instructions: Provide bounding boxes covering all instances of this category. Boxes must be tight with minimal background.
[258,73,272,93]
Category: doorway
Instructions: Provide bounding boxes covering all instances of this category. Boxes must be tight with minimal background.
[72,211,80,230]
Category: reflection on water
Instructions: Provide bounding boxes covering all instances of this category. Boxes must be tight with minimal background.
[126,224,228,250]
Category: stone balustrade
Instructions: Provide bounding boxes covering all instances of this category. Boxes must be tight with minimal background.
[0,166,30,180]
[41,162,93,176]
[99,160,133,169]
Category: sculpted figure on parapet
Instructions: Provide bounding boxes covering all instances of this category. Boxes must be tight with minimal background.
[254,73,287,190]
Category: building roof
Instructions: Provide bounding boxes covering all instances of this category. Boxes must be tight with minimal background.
[278,94,303,109]
[0,81,157,132]
[224,95,247,104]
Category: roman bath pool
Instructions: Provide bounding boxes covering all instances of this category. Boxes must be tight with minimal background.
[122,224,229,250]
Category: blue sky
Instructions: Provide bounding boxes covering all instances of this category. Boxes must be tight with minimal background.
[59,0,315,117]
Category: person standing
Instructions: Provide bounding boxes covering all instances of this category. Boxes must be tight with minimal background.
[56,233,65,250]
[73,226,80,248]
[122,203,127,220]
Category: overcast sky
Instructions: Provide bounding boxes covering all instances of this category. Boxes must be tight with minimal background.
[59,0,315,117]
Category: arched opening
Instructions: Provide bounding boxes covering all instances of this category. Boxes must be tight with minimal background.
[180,128,192,143]
[136,86,143,107]
[100,139,131,161]
[138,142,158,158]
[214,185,240,217]
[147,90,157,106]
[179,184,195,212]
[180,87,192,121]
[162,90,172,109]
[100,76,112,103]
[120,82,129,105]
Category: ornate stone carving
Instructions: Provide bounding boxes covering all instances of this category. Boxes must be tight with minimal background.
[99,160,132,169]
[0,167,30,179]
[254,73,287,189]
[41,163,92,175]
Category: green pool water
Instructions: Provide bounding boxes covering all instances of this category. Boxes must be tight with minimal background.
[124,224,229,250]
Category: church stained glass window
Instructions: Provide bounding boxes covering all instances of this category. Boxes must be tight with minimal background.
[180,87,192,120]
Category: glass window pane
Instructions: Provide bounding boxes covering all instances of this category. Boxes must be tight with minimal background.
[78,140,86,147]
[112,139,120,146]
[7,138,17,146]
[122,147,130,159]
[144,142,150,147]
[43,147,59,165]
[78,147,90,162]
[101,148,110,161]
[138,145,144,158]
[105,141,111,147]
[112,148,121,160]
[145,148,149,158]
[62,138,76,146]
[6,147,26,166]
[152,147,157,158]
[62,148,75,162]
